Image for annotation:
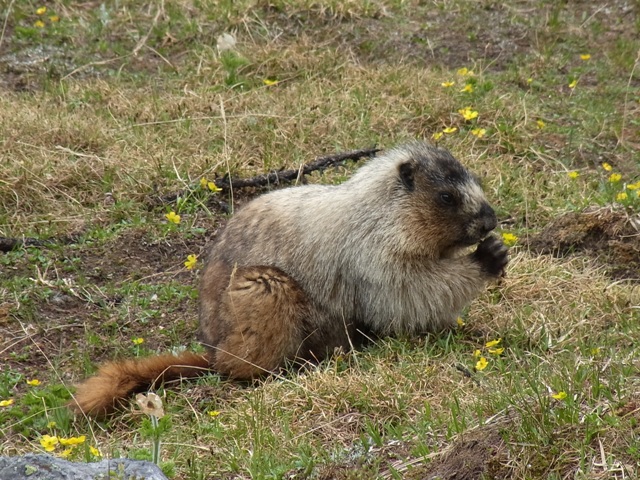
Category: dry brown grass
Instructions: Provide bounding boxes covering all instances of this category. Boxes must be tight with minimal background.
[1,0,639,478]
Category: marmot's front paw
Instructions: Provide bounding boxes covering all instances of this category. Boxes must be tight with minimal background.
[472,235,509,277]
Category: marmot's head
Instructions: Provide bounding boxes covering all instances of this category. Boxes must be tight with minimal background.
[392,142,498,257]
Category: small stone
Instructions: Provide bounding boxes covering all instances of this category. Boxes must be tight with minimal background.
[0,454,168,480]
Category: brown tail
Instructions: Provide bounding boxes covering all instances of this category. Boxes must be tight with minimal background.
[70,351,212,417]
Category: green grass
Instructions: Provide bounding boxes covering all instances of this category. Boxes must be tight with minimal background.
[1,0,639,478]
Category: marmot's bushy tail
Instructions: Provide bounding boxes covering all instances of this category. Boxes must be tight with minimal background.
[70,351,212,417]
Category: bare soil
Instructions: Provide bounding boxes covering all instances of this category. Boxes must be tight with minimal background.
[0,221,221,379]
[527,207,640,281]
[311,422,509,480]
[406,426,509,480]
[263,1,639,72]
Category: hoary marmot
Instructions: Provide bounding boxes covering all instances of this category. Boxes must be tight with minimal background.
[71,141,508,416]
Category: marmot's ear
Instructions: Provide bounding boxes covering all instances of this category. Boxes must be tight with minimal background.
[398,161,415,191]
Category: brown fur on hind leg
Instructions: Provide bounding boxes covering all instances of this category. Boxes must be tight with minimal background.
[211,265,311,379]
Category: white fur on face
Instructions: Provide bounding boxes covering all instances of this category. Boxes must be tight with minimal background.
[461,179,488,215]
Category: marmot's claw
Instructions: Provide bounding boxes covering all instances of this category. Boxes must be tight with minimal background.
[473,235,509,277]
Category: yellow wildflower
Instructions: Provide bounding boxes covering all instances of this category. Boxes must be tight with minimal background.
[432,131,444,141]
[208,410,221,417]
[458,107,479,121]
[90,446,101,457]
[460,84,474,93]
[443,127,457,134]
[34,20,45,28]
[473,349,481,357]
[200,177,208,189]
[616,192,628,202]
[441,81,455,88]
[0,399,14,407]
[526,78,533,84]
[502,232,518,246]
[569,79,578,89]
[27,379,41,386]
[59,436,86,446]
[601,162,612,171]
[184,254,198,270]
[485,338,502,348]
[470,128,486,138]
[36,6,47,15]
[132,337,144,345]
[208,181,221,193]
[591,347,601,356]
[47,421,57,429]
[40,434,59,452]
[567,171,579,179]
[49,15,60,23]
[165,211,181,224]
[457,67,474,76]
[551,391,567,400]
[456,317,465,327]
[536,120,546,129]
[609,173,622,183]
[580,54,591,61]
[475,357,488,371]
[60,449,74,458]
[626,181,640,190]
[263,79,278,86]
[488,347,504,355]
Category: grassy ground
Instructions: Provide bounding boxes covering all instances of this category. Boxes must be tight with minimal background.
[1,0,639,478]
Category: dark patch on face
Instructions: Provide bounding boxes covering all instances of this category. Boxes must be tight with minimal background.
[397,145,472,194]
[418,151,477,213]
[427,154,473,188]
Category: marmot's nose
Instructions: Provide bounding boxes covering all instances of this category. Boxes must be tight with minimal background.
[478,203,497,234]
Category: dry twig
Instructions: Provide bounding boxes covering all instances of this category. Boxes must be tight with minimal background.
[153,146,380,206]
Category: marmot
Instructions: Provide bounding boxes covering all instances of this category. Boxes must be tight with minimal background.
[71,142,508,416]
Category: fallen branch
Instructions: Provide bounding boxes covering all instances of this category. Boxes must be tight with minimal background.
[0,234,81,253]
[218,146,381,189]
[153,146,380,207]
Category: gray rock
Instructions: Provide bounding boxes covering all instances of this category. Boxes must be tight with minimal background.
[0,454,168,480]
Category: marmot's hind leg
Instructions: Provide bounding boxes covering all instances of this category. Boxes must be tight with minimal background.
[210,265,311,379]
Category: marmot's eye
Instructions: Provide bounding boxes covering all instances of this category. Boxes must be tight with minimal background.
[439,192,455,206]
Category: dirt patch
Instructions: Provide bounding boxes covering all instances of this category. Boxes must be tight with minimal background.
[372,6,531,71]
[398,425,508,480]
[527,207,640,281]
[263,3,532,72]
[2,295,102,376]
[263,1,638,73]
[0,219,223,377]
[78,226,212,285]
[0,45,78,92]
[309,423,509,480]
